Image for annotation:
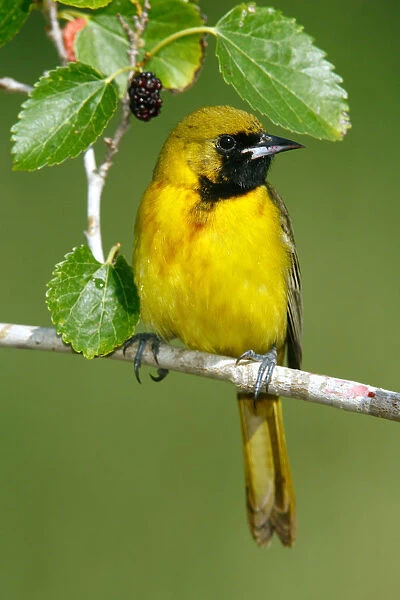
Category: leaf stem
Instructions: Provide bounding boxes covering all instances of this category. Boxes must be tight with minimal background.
[105,243,121,265]
[58,9,87,22]
[145,26,216,61]
[105,26,215,85]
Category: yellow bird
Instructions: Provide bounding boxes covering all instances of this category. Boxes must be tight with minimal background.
[131,106,303,547]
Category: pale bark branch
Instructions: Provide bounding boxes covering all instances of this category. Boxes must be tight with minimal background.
[0,78,33,94]
[83,97,132,262]
[43,0,68,65]
[83,148,105,263]
[1,323,399,423]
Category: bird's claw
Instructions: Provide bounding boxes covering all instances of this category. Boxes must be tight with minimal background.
[150,368,169,382]
[123,333,169,384]
[236,345,278,403]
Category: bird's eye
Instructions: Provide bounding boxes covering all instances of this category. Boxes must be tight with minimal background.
[216,135,237,153]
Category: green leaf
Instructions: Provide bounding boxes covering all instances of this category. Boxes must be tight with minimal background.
[46,245,140,359]
[82,0,205,92]
[75,15,130,97]
[95,0,137,15]
[11,62,118,171]
[0,0,32,47]
[57,0,112,8]
[144,0,205,91]
[214,4,350,140]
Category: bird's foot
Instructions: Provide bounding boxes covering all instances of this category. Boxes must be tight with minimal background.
[123,333,169,384]
[236,345,278,402]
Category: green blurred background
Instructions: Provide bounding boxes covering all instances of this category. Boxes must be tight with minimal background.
[1,1,399,598]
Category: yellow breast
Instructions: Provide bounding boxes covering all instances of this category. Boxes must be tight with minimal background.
[133,183,290,358]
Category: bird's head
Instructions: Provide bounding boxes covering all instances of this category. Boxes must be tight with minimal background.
[153,106,303,202]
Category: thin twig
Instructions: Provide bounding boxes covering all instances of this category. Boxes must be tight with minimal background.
[117,14,138,67]
[1,323,399,423]
[0,78,33,94]
[97,101,132,180]
[118,0,151,68]
[43,0,68,65]
[98,0,152,181]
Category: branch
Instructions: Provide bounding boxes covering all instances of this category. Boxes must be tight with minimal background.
[83,3,151,262]
[117,0,151,67]
[97,101,132,181]
[43,0,68,65]
[1,323,399,423]
[83,147,105,263]
[0,78,33,94]
[82,99,132,262]
[96,2,152,182]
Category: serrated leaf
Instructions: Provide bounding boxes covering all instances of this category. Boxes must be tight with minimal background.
[215,4,350,140]
[75,15,130,97]
[0,0,32,47]
[11,62,118,170]
[46,245,140,359]
[57,0,112,8]
[82,0,205,92]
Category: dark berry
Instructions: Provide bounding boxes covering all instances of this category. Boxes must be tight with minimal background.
[128,72,163,122]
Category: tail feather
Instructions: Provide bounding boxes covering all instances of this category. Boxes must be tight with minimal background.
[237,393,296,547]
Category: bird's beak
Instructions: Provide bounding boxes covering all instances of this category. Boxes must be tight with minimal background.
[242,133,305,160]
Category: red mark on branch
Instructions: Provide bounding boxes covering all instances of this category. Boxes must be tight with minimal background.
[325,381,376,400]
[350,384,373,398]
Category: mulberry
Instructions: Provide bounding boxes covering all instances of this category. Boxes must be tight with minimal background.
[128,72,163,121]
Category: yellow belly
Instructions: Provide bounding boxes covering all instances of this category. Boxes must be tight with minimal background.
[133,183,290,358]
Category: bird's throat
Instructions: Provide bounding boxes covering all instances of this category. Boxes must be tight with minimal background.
[198,155,272,204]
[198,175,255,204]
